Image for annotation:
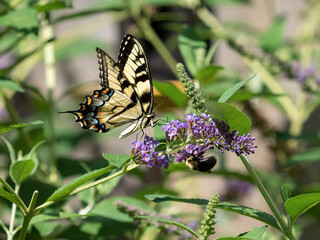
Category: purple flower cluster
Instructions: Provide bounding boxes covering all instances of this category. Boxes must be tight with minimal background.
[221,179,252,201]
[131,136,168,169]
[161,113,257,162]
[292,61,320,84]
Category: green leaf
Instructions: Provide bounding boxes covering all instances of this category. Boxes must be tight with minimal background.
[204,0,250,6]
[239,226,268,239]
[80,221,102,236]
[145,195,280,230]
[141,0,183,6]
[285,193,320,225]
[22,140,45,175]
[46,165,116,202]
[31,210,83,236]
[178,26,206,76]
[91,196,153,222]
[218,74,256,103]
[78,173,122,204]
[0,188,20,205]
[0,218,5,230]
[280,184,291,202]
[136,216,199,238]
[217,238,254,240]
[1,136,16,164]
[286,148,320,166]
[217,202,279,230]
[0,120,43,135]
[0,79,24,92]
[260,17,285,52]
[207,102,252,134]
[145,194,208,205]
[102,153,131,168]
[35,0,72,12]
[31,211,84,225]
[218,226,267,240]
[153,80,187,108]
[204,41,219,65]
[33,221,60,236]
[196,65,224,85]
[10,159,35,185]
[0,8,38,32]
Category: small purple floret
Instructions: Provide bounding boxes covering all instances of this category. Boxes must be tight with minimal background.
[131,136,168,169]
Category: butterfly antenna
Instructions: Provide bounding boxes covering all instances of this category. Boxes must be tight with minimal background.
[58,110,77,115]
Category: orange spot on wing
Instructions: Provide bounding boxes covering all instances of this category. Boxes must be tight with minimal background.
[102,89,109,94]
[93,90,99,97]
[86,97,92,105]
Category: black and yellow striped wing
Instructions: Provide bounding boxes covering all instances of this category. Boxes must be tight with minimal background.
[64,35,155,138]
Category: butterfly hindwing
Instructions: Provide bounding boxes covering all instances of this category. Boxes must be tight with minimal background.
[65,35,155,138]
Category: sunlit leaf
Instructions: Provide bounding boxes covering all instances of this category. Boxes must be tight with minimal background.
[196,65,224,85]
[10,159,35,185]
[1,136,16,164]
[0,188,20,205]
[35,0,72,12]
[259,17,285,52]
[286,148,320,166]
[218,74,256,103]
[153,80,187,108]
[0,8,38,32]
[46,165,116,202]
[0,120,43,135]
[218,225,267,239]
[145,195,280,230]
[204,0,250,6]
[285,193,320,225]
[207,102,252,134]
[0,79,24,92]
[281,184,291,202]
[102,153,131,168]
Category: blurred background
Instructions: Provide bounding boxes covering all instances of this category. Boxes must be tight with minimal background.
[0,0,319,239]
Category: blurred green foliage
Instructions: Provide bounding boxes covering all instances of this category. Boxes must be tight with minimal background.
[0,0,320,239]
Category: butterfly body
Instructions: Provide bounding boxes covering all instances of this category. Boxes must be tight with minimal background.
[64,35,155,138]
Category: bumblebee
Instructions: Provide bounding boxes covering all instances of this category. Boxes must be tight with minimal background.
[185,154,217,173]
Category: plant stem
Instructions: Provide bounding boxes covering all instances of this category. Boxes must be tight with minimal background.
[39,12,58,181]
[17,191,39,240]
[239,155,296,240]
[7,185,20,240]
[0,177,27,213]
[129,5,178,77]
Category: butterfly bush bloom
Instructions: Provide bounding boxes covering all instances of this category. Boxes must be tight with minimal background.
[131,136,168,169]
[291,61,320,84]
[132,114,257,169]
[161,113,257,162]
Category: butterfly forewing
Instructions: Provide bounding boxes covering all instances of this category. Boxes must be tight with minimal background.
[117,35,153,115]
